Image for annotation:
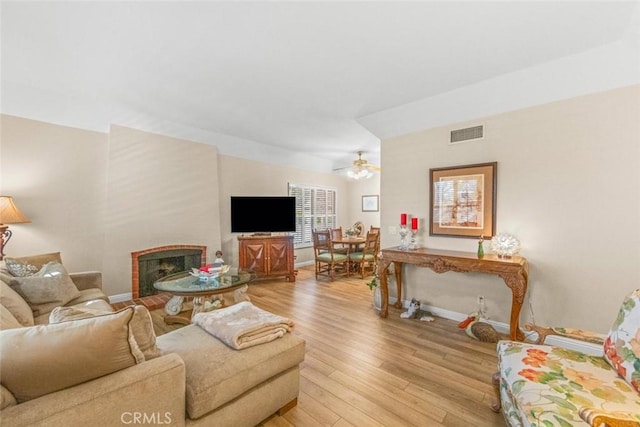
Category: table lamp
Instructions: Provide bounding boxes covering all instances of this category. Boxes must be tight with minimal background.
[0,196,31,260]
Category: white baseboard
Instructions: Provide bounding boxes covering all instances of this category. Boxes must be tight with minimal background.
[108,293,133,303]
[397,298,602,356]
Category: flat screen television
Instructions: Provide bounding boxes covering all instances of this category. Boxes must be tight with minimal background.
[230,196,296,233]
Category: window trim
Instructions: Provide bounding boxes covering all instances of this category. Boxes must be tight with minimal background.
[288,183,338,249]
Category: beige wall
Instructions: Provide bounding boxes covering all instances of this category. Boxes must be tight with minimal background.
[0,117,223,296]
[1,116,363,295]
[380,85,640,333]
[217,155,352,266]
[101,125,221,295]
[348,174,381,233]
[1,116,108,273]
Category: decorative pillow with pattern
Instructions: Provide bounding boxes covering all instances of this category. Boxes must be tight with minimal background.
[603,288,640,392]
[5,262,81,316]
[3,258,39,277]
[3,252,63,277]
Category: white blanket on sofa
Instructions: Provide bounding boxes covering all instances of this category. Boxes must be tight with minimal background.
[192,301,294,350]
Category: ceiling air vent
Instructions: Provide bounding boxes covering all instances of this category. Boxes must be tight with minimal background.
[450,125,484,144]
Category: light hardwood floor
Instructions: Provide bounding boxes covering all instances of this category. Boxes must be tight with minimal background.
[150,266,507,427]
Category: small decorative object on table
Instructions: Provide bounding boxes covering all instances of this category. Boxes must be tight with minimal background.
[213,250,224,266]
[399,213,409,250]
[345,221,364,237]
[409,217,419,250]
[490,233,520,258]
[477,235,485,258]
[190,264,231,285]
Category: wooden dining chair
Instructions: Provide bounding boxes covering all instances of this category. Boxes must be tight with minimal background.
[330,227,349,254]
[347,231,379,279]
[369,226,380,235]
[312,229,350,280]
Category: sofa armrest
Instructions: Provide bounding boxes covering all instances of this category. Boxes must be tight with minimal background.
[69,271,103,291]
[523,323,605,346]
[0,353,186,427]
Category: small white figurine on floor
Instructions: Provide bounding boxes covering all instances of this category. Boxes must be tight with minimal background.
[400,298,435,322]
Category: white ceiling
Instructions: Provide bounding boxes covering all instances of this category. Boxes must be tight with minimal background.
[2,1,639,173]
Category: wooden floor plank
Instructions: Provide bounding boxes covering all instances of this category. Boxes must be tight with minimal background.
[152,266,506,427]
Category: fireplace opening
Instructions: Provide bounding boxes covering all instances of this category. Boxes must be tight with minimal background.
[132,245,206,298]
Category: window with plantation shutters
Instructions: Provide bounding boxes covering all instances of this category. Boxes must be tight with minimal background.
[288,183,337,248]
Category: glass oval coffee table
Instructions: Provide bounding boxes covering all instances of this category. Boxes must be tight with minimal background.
[153,268,254,325]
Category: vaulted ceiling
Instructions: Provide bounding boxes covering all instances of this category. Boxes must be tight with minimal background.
[2,1,638,173]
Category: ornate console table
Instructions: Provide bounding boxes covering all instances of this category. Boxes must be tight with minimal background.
[378,247,529,341]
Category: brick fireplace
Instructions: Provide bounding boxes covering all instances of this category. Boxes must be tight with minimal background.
[131,245,207,298]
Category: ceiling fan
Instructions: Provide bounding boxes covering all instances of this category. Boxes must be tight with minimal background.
[333,151,381,179]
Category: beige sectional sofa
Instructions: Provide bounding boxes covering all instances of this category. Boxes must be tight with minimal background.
[0,253,305,427]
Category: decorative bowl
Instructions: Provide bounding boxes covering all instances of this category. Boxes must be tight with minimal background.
[490,233,521,258]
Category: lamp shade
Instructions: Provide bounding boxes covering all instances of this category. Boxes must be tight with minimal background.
[0,196,31,225]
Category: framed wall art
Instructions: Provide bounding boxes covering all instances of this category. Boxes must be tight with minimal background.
[362,195,379,212]
[429,162,497,238]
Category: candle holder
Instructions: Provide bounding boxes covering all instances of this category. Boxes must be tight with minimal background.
[409,229,419,250]
[399,225,409,250]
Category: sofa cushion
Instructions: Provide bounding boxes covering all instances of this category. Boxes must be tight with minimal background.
[0,385,16,410]
[3,252,62,277]
[0,304,22,330]
[0,280,34,326]
[5,262,81,317]
[604,288,640,393]
[49,304,162,360]
[49,305,113,323]
[0,306,145,402]
[156,324,305,419]
[64,287,110,306]
[496,340,640,427]
[69,297,114,313]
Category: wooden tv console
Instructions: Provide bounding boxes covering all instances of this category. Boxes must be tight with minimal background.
[238,235,296,282]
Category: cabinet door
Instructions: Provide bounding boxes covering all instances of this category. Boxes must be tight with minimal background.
[268,239,291,275]
[241,242,268,275]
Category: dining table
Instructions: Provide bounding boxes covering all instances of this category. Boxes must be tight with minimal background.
[332,236,366,254]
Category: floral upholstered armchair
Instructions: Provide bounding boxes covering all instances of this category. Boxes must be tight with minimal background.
[492,289,640,427]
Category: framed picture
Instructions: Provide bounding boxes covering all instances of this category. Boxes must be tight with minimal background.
[362,195,379,212]
[429,162,497,238]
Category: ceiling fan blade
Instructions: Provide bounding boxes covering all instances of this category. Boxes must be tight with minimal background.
[333,151,380,174]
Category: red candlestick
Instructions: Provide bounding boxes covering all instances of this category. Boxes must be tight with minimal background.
[400,213,407,226]
[411,217,418,230]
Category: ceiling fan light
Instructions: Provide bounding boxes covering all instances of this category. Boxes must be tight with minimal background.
[348,168,372,179]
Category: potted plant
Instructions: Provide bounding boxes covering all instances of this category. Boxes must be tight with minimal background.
[367,273,382,311]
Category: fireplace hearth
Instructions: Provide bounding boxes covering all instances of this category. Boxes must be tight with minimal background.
[131,245,206,298]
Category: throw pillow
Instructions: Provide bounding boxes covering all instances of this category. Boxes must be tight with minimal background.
[0,306,145,403]
[6,262,81,316]
[0,280,35,326]
[49,304,162,360]
[3,252,63,277]
[603,288,640,393]
[129,305,163,360]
